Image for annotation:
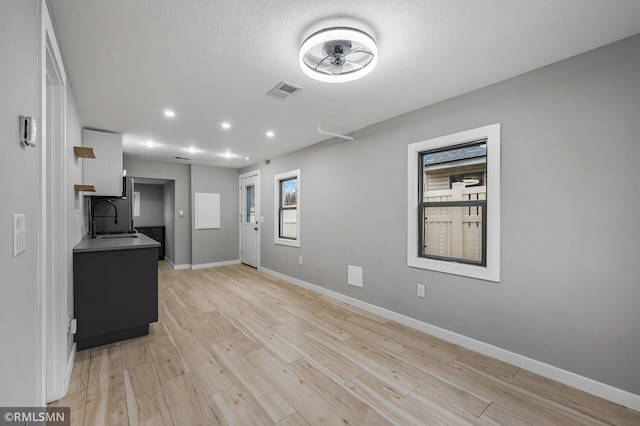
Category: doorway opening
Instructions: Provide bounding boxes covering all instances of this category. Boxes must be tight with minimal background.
[240,171,260,268]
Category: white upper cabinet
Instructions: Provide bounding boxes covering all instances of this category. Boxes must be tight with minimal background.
[82,129,122,196]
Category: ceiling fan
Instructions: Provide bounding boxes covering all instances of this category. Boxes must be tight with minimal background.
[299,27,377,83]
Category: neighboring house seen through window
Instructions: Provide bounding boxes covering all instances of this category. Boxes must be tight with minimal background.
[420,142,487,266]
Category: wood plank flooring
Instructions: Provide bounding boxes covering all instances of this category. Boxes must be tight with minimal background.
[51,262,640,425]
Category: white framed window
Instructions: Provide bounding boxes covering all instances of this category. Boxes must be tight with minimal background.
[407,123,501,282]
[274,169,300,247]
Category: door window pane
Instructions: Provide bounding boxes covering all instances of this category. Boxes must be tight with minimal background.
[245,184,255,223]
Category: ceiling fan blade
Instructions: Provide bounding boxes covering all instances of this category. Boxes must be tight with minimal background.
[343,60,363,71]
[344,50,374,69]
[312,54,333,71]
[316,64,344,75]
[345,47,374,57]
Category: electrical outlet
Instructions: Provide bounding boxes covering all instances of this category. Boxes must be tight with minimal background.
[298,256,303,265]
[417,283,426,298]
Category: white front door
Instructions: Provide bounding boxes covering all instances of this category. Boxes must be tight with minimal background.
[240,172,260,268]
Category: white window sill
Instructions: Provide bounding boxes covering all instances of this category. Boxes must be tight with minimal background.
[275,238,300,248]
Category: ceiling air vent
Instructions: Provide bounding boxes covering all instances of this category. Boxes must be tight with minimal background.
[174,156,191,160]
[267,81,302,100]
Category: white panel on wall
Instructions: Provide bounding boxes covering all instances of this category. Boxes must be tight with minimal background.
[347,265,363,288]
[195,192,220,229]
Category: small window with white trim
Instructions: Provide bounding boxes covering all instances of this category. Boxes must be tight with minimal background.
[274,169,300,247]
[407,124,501,282]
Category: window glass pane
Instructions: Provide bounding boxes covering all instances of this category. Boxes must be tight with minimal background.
[423,205,483,264]
[281,178,298,207]
[245,184,255,223]
[280,209,297,239]
[422,143,487,197]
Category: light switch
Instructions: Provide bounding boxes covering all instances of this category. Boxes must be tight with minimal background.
[13,214,26,256]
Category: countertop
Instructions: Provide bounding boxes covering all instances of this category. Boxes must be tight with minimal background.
[73,233,161,253]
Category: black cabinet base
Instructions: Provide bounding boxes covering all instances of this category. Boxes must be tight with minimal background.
[74,246,158,352]
[76,324,150,351]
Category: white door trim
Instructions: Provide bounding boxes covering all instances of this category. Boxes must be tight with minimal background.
[239,170,260,268]
[40,1,70,403]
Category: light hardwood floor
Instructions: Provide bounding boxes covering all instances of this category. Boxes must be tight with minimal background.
[51,262,640,425]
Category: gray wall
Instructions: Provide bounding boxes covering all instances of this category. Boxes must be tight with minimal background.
[244,34,640,394]
[124,158,191,266]
[134,183,165,227]
[190,165,240,265]
[0,0,84,404]
[124,159,240,266]
[0,0,42,405]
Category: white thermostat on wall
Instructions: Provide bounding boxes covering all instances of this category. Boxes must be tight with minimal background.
[19,115,37,147]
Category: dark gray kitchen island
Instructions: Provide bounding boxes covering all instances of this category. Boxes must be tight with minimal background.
[73,234,160,350]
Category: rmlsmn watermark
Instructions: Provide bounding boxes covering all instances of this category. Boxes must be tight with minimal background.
[1,407,70,425]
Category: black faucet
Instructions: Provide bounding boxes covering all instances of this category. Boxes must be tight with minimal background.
[91,199,118,238]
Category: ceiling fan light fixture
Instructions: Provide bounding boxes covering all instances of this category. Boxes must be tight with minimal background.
[299,27,377,83]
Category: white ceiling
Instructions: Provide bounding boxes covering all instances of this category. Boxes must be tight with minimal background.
[50,0,640,169]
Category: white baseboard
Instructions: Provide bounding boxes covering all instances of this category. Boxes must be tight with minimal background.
[163,256,191,270]
[165,256,240,271]
[66,343,76,390]
[192,259,240,270]
[259,266,640,412]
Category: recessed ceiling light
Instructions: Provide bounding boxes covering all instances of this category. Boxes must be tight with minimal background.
[266,130,275,138]
[144,140,157,147]
[299,27,377,83]
[245,156,251,161]
[164,109,175,118]
[221,122,231,129]
[221,151,233,159]
[185,146,199,153]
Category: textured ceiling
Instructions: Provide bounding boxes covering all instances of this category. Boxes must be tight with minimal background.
[49,0,640,168]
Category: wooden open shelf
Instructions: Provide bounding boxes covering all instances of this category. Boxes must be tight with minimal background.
[74,147,96,192]
[74,184,96,192]
[74,146,96,158]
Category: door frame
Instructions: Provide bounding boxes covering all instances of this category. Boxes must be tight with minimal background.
[239,170,260,267]
[39,1,70,403]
